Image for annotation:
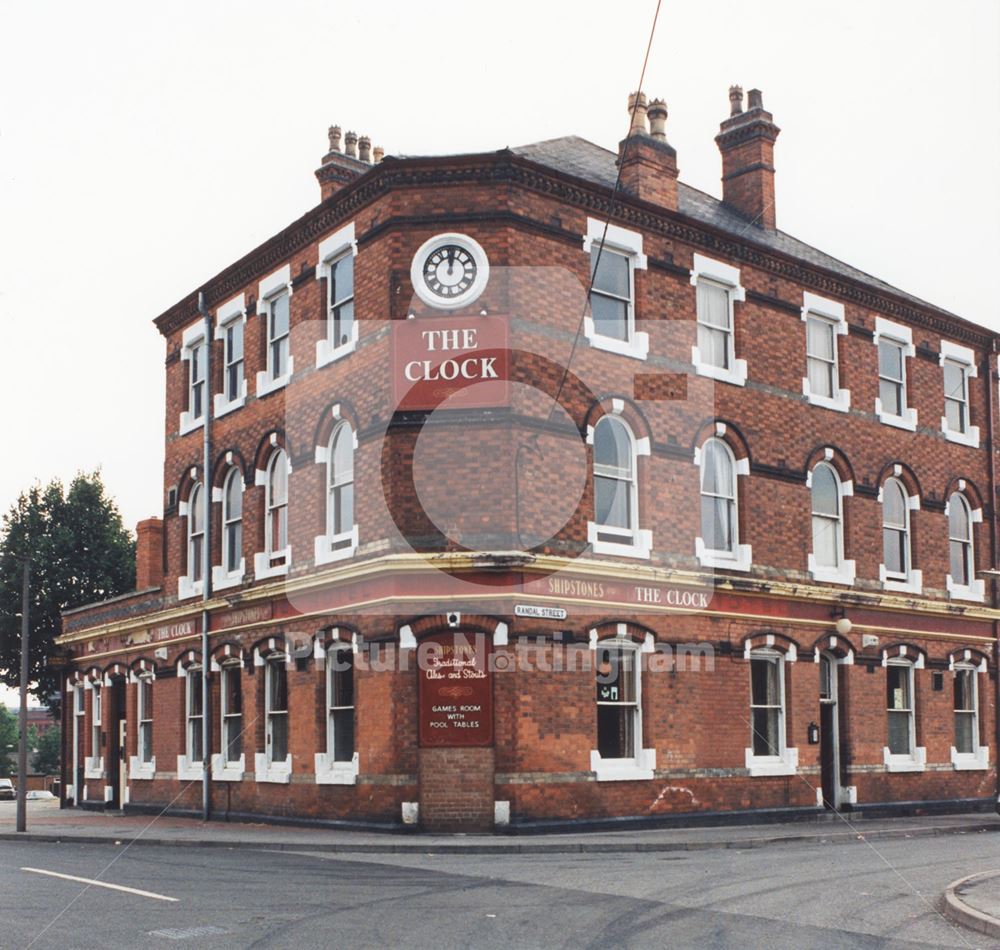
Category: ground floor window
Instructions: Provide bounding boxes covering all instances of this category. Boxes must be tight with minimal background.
[595,642,638,760]
[138,676,154,764]
[886,662,914,755]
[327,645,355,763]
[749,652,784,758]
[221,663,243,764]
[266,657,288,765]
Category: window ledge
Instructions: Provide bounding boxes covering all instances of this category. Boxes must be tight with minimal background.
[316,328,359,368]
[583,319,649,361]
[214,391,247,420]
[875,400,918,431]
[178,411,205,436]
[951,746,989,771]
[586,523,652,560]
[255,361,294,398]
[129,755,155,781]
[883,746,926,772]
[314,752,359,785]
[808,555,856,586]
[254,752,292,784]
[691,347,747,387]
[745,747,798,777]
[177,755,204,782]
[696,537,752,572]
[314,528,359,566]
[802,383,851,413]
[210,753,245,782]
[212,561,245,592]
[589,748,656,782]
[253,550,290,580]
[177,575,204,600]
[941,422,981,448]
[947,575,986,603]
[879,567,923,595]
[84,757,105,780]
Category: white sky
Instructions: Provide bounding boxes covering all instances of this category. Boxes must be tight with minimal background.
[0,0,997,544]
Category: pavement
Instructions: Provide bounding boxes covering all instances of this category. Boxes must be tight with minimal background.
[943,869,1000,940]
[1,799,999,855]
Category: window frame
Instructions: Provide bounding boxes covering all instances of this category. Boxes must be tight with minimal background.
[951,662,988,770]
[690,254,747,386]
[185,665,204,766]
[214,466,244,590]
[178,321,208,435]
[255,265,294,396]
[883,657,925,771]
[946,489,985,602]
[808,461,856,585]
[879,476,922,593]
[801,293,850,412]
[214,294,247,418]
[873,317,917,430]
[90,682,102,769]
[186,482,205,591]
[257,654,292,782]
[695,435,752,572]
[316,223,359,367]
[939,341,980,447]
[217,660,244,777]
[315,420,359,565]
[744,648,797,776]
[265,450,289,569]
[132,673,155,780]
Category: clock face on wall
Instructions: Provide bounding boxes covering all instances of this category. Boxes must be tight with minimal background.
[410,233,489,310]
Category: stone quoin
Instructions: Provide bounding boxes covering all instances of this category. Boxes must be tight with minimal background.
[58,88,999,833]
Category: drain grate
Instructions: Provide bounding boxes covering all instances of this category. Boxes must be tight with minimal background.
[149,925,228,940]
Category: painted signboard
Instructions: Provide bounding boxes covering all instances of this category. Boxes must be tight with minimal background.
[418,632,494,747]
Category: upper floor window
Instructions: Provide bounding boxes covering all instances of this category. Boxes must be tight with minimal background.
[316,422,357,565]
[179,321,208,435]
[874,318,917,430]
[881,477,911,583]
[946,490,984,601]
[265,450,289,568]
[222,468,243,578]
[188,483,204,586]
[317,223,359,366]
[940,341,980,447]
[801,293,850,412]
[256,265,294,396]
[696,434,751,571]
[190,341,206,420]
[690,254,747,386]
[212,294,247,418]
[582,219,648,360]
[808,462,856,586]
[586,414,651,559]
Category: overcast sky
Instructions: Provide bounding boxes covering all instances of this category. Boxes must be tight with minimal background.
[0,0,997,540]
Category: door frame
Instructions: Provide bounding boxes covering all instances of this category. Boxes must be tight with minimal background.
[106,678,127,810]
[819,651,842,810]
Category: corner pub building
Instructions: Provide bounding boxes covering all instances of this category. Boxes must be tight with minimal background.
[59,88,1000,833]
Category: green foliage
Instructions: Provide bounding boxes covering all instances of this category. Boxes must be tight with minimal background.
[0,472,135,709]
[30,723,62,775]
[0,706,17,774]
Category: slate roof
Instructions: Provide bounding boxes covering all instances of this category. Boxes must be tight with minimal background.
[511,136,961,320]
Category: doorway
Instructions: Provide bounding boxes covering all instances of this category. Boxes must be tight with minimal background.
[819,653,841,809]
[107,679,127,810]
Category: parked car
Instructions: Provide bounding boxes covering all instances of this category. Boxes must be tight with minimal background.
[25,790,56,801]
[0,780,15,801]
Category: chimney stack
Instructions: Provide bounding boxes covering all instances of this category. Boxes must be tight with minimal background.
[135,518,164,590]
[315,123,376,200]
[617,92,678,210]
[715,86,780,230]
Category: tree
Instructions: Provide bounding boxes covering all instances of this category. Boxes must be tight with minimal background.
[0,472,135,710]
[0,706,17,775]
[30,724,61,776]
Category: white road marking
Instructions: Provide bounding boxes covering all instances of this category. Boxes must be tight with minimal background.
[20,867,178,902]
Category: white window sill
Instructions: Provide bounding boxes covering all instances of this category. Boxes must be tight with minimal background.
[691,347,747,387]
[745,747,798,777]
[254,752,292,784]
[253,550,290,580]
[177,755,204,782]
[802,383,851,413]
[586,523,652,560]
[947,575,986,603]
[129,755,156,781]
[941,422,981,448]
[212,561,245,591]
[583,318,649,361]
[696,537,752,572]
[316,329,358,369]
[883,746,926,772]
[875,400,917,431]
[177,575,204,600]
[314,752,359,785]
[255,361,294,398]
[951,746,989,771]
[211,753,245,782]
[314,528,359,566]
[214,391,247,420]
[178,411,205,436]
[879,567,923,595]
[808,555,856,586]
[589,748,656,782]
[84,757,105,780]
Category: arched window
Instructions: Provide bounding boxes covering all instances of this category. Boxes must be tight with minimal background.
[700,438,737,555]
[222,468,243,576]
[881,478,910,580]
[592,416,638,547]
[948,492,973,589]
[187,483,204,584]
[810,463,843,570]
[265,450,289,566]
[326,423,355,549]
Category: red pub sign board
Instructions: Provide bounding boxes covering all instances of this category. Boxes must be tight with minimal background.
[418,632,494,747]
[392,317,510,411]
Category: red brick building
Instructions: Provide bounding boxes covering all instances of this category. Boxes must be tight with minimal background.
[59,89,999,832]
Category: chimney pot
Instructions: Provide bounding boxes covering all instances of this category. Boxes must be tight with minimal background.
[328,125,342,153]
[358,135,372,163]
[647,99,668,140]
[345,131,358,159]
[373,146,384,163]
[728,85,744,116]
[747,88,764,111]
[627,91,649,135]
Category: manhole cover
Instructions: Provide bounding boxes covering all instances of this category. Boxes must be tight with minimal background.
[149,926,228,940]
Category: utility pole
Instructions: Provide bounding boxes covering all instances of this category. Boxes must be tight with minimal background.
[16,559,29,833]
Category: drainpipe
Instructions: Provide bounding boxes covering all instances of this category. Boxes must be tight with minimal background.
[198,291,213,823]
[986,341,1000,812]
